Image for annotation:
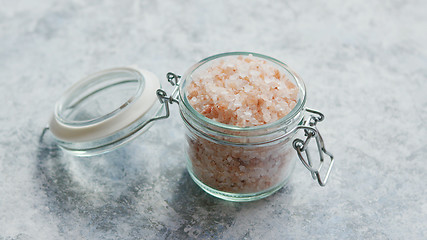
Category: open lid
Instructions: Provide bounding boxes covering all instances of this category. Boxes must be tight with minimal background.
[49,67,165,156]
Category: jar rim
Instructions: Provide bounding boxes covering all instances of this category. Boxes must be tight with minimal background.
[179,51,307,132]
[54,68,144,126]
[49,67,160,145]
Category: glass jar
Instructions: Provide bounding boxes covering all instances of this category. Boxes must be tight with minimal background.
[47,52,334,202]
[178,52,322,201]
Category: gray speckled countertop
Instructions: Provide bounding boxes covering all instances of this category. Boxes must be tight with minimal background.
[1,0,426,239]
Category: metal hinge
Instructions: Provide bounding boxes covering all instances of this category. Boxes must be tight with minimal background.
[293,108,334,186]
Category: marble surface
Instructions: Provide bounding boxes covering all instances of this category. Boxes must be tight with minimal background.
[1,0,426,239]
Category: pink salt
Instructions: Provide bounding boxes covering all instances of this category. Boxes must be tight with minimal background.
[186,55,298,194]
[187,55,298,127]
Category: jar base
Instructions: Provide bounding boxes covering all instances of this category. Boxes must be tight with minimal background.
[187,160,295,202]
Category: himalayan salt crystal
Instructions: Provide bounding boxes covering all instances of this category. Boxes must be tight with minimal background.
[187,55,298,127]
[186,55,298,194]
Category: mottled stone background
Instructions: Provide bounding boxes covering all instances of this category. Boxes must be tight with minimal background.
[0,0,426,239]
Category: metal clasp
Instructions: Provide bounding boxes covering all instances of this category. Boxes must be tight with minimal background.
[145,72,181,124]
[293,108,334,186]
[166,72,180,86]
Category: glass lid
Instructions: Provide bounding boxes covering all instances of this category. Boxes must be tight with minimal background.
[49,67,162,156]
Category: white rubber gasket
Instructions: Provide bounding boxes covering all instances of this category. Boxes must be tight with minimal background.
[49,67,160,143]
